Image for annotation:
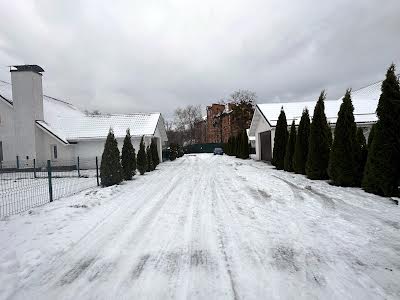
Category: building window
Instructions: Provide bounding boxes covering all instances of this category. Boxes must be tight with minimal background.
[0,141,3,162]
[51,145,58,160]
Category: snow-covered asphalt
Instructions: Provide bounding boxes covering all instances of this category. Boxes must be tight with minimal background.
[1,154,399,299]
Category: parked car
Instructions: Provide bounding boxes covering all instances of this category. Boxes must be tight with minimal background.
[213,147,224,155]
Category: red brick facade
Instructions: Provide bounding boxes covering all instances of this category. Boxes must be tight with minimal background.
[194,103,253,144]
[206,104,225,143]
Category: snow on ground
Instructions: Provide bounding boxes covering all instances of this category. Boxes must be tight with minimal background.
[0,154,399,300]
[0,170,98,216]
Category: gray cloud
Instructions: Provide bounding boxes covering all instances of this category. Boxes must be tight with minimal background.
[0,0,399,119]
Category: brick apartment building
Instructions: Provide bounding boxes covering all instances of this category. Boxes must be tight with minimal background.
[194,103,253,144]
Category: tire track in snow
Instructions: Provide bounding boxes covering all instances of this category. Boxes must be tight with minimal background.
[12,159,187,298]
[210,179,240,300]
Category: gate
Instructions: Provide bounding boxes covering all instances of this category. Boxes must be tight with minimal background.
[260,131,272,161]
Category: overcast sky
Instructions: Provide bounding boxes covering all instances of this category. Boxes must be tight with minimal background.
[0,0,399,119]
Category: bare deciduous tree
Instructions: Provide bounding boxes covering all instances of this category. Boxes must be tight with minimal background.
[229,90,256,131]
[230,89,257,105]
[173,105,203,145]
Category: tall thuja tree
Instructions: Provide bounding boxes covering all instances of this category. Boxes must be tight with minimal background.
[354,127,367,186]
[235,131,243,158]
[242,130,250,159]
[227,136,234,156]
[132,148,137,175]
[284,120,296,172]
[150,138,160,168]
[146,145,154,172]
[293,108,310,174]
[363,64,400,196]
[272,108,288,170]
[367,123,376,149]
[121,129,136,180]
[306,91,331,179]
[137,136,147,175]
[232,135,238,157]
[100,129,123,186]
[328,89,357,186]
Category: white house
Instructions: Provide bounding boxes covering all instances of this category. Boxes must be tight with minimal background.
[0,65,168,167]
[249,78,389,161]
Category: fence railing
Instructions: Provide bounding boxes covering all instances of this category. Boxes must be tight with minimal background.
[0,157,100,217]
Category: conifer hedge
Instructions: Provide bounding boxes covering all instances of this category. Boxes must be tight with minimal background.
[284,120,296,172]
[293,108,310,174]
[272,108,288,170]
[328,89,358,186]
[146,145,154,172]
[137,136,147,175]
[362,64,400,196]
[306,91,331,179]
[150,138,160,168]
[242,130,250,159]
[354,127,367,186]
[121,129,136,180]
[100,129,123,186]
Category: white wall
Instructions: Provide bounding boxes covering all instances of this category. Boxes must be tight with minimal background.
[152,122,165,161]
[35,129,75,164]
[73,136,149,168]
[254,116,271,160]
[0,101,16,162]
[254,119,373,161]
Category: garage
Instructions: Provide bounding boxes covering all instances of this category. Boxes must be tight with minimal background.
[259,131,272,161]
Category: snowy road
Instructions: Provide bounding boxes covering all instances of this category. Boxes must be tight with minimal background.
[1,154,399,299]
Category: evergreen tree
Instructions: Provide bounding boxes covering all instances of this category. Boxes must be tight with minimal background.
[272,108,288,170]
[293,108,310,174]
[306,91,331,179]
[354,127,367,186]
[236,131,244,158]
[100,129,123,186]
[231,136,235,156]
[137,136,147,175]
[146,145,154,171]
[132,148,137,175]
[328,89,357,186]
[362,64,400,196]
[169,144,177,161]
[150,138,160,168]
[228,136,233,156]
[367,123,376,149]
[284,120,296,172]
[242,130,250,159]
[121,129,136,180]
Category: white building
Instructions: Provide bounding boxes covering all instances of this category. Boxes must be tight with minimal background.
[0,65,168,167]
[249,79,387,161]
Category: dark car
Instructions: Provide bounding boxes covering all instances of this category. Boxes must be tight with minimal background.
[213,147,224,155]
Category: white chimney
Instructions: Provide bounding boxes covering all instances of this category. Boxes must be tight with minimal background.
[10,65,44,160]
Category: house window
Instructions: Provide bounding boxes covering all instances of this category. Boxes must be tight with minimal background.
[0,141,3,162]
[51,145,58,160]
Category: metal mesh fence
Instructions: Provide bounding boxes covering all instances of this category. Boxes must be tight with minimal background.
[0,157,100,217]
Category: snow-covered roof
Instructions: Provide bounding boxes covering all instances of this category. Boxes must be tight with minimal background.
[249,79,383,136]
[0,80,167,143]
[42,113,163,141]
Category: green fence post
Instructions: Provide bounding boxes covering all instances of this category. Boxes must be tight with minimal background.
[33,158,36,178]
[47,160,53,202]
[16,156,19,169]
[77,156,80,177]
[96,156,100,186]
